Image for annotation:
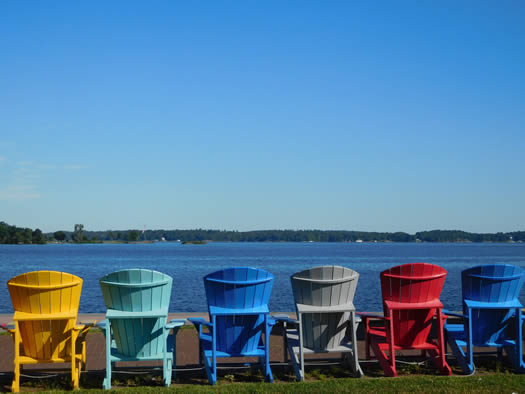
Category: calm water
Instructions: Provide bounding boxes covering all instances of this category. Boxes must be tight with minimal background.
[0,242,524,313]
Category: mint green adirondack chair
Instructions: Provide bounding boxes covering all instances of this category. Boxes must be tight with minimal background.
[99,269,184,389]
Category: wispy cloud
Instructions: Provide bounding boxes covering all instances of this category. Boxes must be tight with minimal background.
[0,160,42,201]
[64,164,88,171]
[0,185,40,200]
[0,160,87,201]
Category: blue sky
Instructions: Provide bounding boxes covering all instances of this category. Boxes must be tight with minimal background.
[1,1,524,234]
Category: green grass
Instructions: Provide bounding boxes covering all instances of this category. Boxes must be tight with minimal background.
[4,362,524,394]
[7,374,523,393]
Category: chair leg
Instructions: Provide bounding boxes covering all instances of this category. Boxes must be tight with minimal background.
[365,326,371,360]
[298,314,305,381]
[164,357,173,387]
[71,330,80,390]
[12,359,20,393]
[264,316,273,383]
[12,324,21,393]
[371,339,396,377]
[350,312,363,377]
[82,340,87,371]
[103,322,112,390]
[436,309,451,375]
[203,353,216,385]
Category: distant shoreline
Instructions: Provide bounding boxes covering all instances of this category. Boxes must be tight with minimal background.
[2,221,524,245]
[42,239,523,245]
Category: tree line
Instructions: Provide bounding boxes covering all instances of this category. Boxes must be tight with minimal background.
[1,221,524,244]
[0,221,46,244]
[47,228,525,243]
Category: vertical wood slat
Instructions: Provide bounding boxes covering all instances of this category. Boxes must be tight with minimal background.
[49,271,63,360]
[38,271,51,360]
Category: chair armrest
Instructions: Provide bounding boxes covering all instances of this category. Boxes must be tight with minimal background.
[357,312,386,320]
[97,320,108,330]
[79,320,97,327]
[0,323,14,334]
[273,315,299,325]
[443,310,466,319]
[166,319,186,330]
[187,317,212,328]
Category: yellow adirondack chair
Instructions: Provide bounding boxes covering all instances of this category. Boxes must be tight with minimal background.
[3,271,92,392]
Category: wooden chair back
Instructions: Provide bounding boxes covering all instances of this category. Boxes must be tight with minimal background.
[204,267,273,355]
[8,271,82,360]
[291,266,358,350]
[380,263,447,348]
[100,269,172,357]
[461,264,524,345]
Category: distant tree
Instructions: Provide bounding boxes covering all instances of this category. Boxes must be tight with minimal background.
[126,230,140,242]
[22,228,32,244]
[54,231,66,242]
[73,224,84,242]
[32,229,47,244]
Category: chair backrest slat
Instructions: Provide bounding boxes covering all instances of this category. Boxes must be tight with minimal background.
[291,266,358,351]
[100,269,173,358]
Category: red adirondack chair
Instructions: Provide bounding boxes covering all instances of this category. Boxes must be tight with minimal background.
[360,263,451,377]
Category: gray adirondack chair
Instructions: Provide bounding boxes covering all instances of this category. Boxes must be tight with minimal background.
[279,266,362,380]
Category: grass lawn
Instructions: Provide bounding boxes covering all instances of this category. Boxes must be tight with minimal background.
[6,362,524,393]
[9,374,524,393]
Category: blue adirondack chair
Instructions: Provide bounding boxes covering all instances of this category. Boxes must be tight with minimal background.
[98,269,184,389]
[188,267,275,385]
[444,264,525,374]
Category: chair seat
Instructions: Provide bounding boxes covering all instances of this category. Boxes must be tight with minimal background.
[109,347,174,362]
[285,328,355,354]
[18,354,83,364]
[445,323,516,348]
[199,334,266,358]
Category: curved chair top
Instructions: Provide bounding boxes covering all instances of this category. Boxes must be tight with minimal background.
[381,263,446,281]
[461,264,524,303]
[8,271,83,316]
[100,268,172,288]
[99,269,173,312]
[204,267,274,310]
[292,265,358,284]
[205,267,274,285]
[8,270,82,290]
[380,263,447,305]
[291,265,359,309]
